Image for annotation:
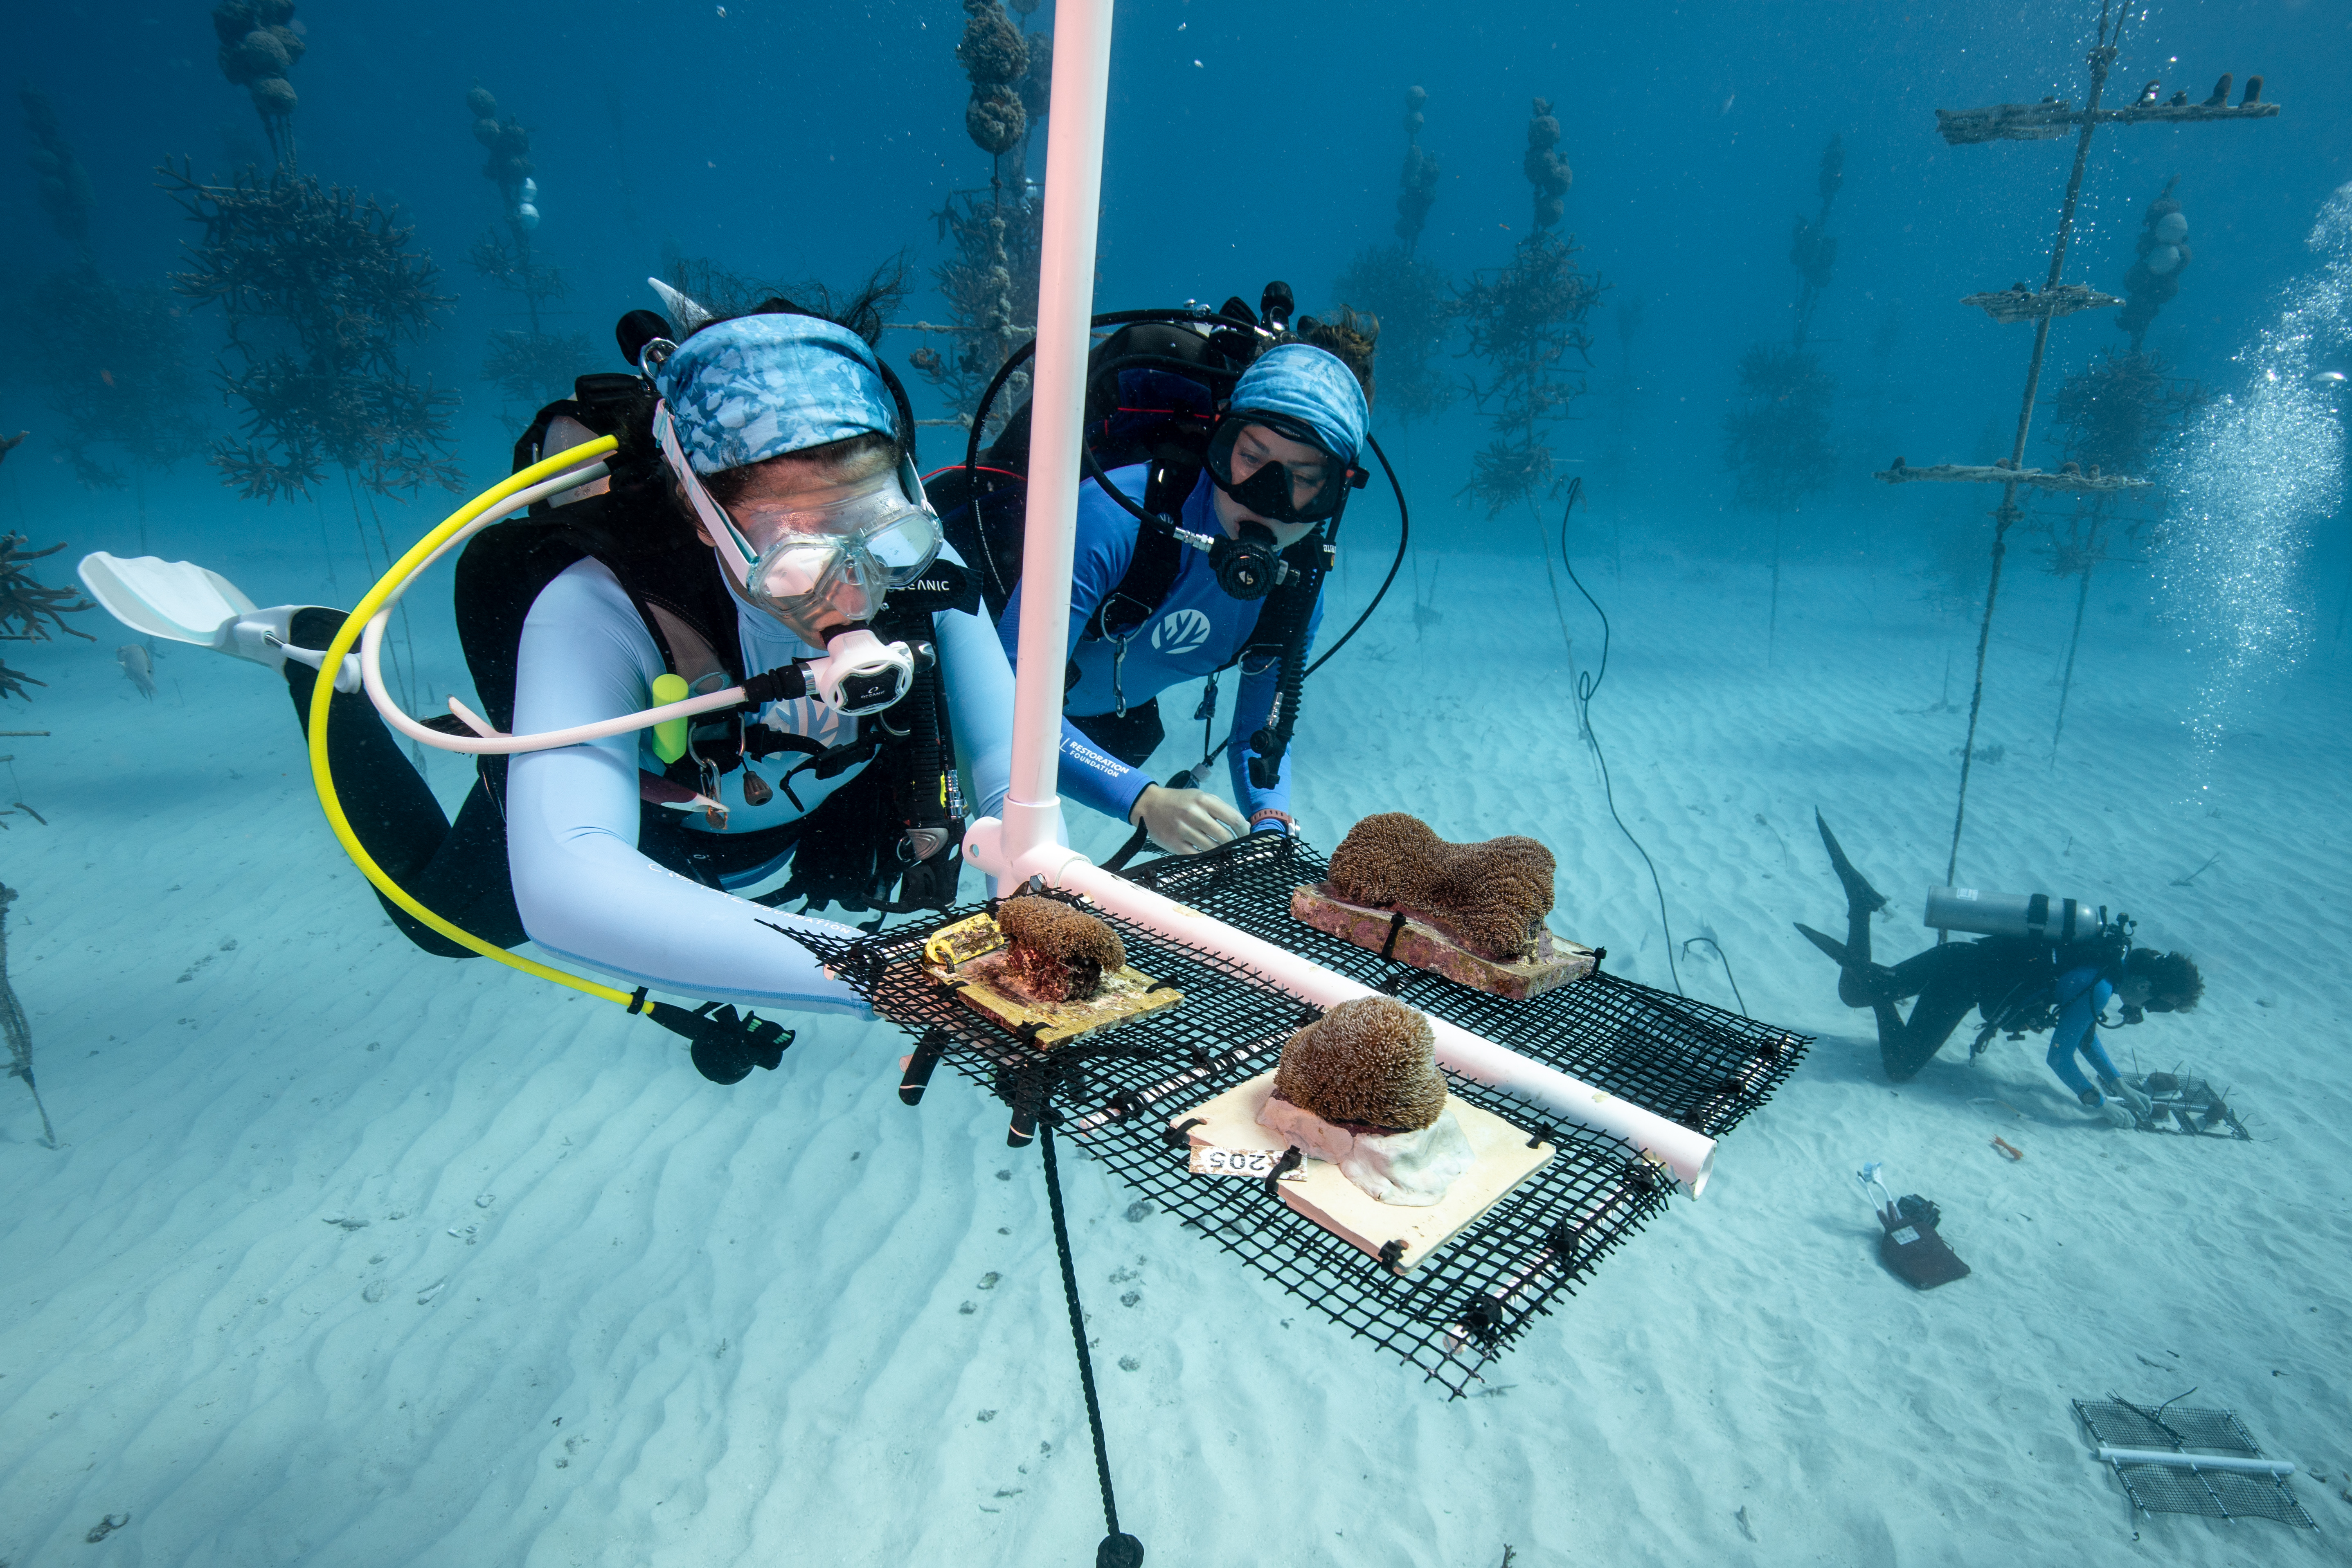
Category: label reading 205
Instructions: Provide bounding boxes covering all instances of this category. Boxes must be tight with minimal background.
[1188,1145,1301,1179]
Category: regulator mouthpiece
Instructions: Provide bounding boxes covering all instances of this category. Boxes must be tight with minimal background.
[808,626,919,716]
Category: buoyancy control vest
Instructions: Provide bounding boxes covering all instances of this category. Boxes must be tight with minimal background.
[1965,929,2133,1051]
[451,486,974,919]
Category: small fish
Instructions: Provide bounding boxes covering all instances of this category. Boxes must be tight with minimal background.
[117,643,157,699]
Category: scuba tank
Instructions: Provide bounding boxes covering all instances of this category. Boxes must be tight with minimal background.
[1924,886,2109,945]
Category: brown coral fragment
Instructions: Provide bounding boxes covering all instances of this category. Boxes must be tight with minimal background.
[1272,996,1445,1133]
[995,894,1125,1003]
[1326,813,1555,962]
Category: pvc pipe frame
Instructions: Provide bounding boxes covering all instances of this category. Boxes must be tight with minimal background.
[960,0,1718,1195]
[2098,1447,2297,1477]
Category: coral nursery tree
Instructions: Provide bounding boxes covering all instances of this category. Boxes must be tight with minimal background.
[462,85,591,411]
[1455,98,1601,520]
[909,0,1050,428]
[1335,87,1457,454]
[1721,134,1843,667]
[158,146,458,713]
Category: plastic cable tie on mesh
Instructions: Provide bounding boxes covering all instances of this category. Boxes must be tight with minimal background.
[1262,1145,1304,1195]
[1376,1239,1406,1271]
[1456,1295,1507,1346]
[1377,910,1409,963]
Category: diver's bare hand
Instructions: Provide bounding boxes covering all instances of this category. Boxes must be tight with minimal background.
[1130,785,1247,855]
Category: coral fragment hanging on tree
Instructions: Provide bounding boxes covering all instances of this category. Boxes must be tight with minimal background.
[161,161,460,502]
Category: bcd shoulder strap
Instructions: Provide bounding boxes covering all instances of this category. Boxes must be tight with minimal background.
[1085,474,1192,643]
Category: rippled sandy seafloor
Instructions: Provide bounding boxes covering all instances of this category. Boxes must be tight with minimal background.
[2,537,2347,1566]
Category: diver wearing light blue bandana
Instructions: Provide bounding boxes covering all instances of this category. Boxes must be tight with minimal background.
[502,302,1017,1021]
[995,340,1372,855]
[646,315,943,662]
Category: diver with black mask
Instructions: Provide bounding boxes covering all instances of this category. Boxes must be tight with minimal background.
[995,340,1371,854]
[1796,813,2204,1123]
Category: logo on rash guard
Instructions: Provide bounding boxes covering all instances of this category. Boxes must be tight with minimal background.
[1151,608,1212,655]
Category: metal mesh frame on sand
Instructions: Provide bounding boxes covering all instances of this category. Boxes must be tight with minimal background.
[2075,1398,2317,1529]
[792,833,1808,1396]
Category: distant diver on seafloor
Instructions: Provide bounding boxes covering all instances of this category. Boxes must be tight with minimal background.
[1796,813,2203,1123]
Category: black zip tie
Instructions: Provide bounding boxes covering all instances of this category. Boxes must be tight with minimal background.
[1040,1118,1145,1568]
[1377,910,1409,963]
[1164,1116,1205,1149]
[627,986,650,1015]
[1262,1144,1303,1195]
[1376,1239,1406,1271]
[1457,1295,1506,1345]
[1525,1123,1557,1150]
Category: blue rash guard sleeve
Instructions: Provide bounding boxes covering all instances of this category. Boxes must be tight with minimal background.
[996,473,1154,826]
[936,572,1015,826]
[2045,967,2121,1097]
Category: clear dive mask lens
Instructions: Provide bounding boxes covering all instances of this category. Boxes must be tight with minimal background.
[657,403,942,639]
[1205,413,1345,524]
[741,481,942,604]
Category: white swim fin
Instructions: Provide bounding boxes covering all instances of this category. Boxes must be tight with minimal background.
[77,553,362,692]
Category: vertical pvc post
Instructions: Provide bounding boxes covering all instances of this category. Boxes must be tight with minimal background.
[1000,0,1116,868]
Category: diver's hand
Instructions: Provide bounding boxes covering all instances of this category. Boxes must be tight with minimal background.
[1129,785,1247,855]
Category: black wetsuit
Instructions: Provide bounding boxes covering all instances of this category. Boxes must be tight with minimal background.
[1798,813,2095,1083]
[1832,920,2054,1082]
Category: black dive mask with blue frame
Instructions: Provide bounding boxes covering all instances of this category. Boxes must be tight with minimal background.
[1203,411,1362,525]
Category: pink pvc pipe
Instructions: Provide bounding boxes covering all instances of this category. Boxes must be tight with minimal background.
[998,0,1116,867]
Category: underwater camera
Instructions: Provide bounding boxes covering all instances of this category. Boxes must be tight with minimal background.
[1923,885,2117,945]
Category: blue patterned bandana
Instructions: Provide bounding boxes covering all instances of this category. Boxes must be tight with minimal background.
[1229,343,1370,463]
[650,313,899,475]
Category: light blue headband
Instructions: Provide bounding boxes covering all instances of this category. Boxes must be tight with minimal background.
[650,313,899,475]
[1230,342,1370,463]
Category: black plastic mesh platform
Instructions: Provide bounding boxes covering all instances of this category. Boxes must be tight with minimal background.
[792,834,1808,1396]
[2075,1399,2317,1529]
[1124,835,1806,1138]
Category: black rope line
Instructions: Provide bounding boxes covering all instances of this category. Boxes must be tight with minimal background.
[1553,479,1682,994]
[1040,1117,1143,1565]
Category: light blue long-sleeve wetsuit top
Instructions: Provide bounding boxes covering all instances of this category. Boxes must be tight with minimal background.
[2044,964,2125,1098]
[994,464,1323,827]
[504,548,1013,1016]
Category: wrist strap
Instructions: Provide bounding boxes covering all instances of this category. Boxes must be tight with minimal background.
[1248,808,1295,835]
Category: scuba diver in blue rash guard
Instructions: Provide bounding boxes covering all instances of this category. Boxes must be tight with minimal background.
[83,284,1017,1080]
[996,342,1371,855]
[1797,814,2205,1124]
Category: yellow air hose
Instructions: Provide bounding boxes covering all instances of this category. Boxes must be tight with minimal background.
[305,435,637,1003]
[303,433,805,1081]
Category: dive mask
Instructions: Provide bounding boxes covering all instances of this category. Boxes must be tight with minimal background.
[656,402,942,648]
[1205,412,1362,525]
